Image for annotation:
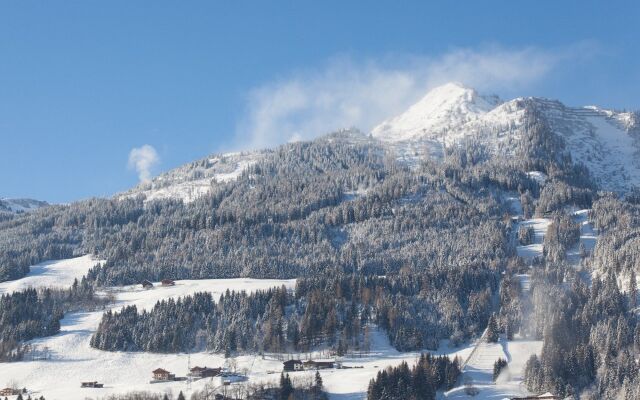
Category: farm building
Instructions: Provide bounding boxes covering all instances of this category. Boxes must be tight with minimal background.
[303,360,335,370]
[283,359,303,372]
[152,368,175,381]
[161,279,175,286]
[189,366,221,378]
[141,280,154,289]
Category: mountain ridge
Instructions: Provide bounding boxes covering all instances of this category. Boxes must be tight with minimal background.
[119,83,640,204]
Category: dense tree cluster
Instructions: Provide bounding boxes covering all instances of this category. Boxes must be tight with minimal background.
[366,353,460,400]
[0,289,62,361]
[591,195,640,278]
[523,270,636,398]
[543,212,581,263]
[91,269,498,354]
[0,277,103,361]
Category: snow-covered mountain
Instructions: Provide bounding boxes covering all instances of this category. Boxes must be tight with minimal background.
[0,198,49,213]
[117,150,266,203]
[373,82,640,192]
[372,82,502,142]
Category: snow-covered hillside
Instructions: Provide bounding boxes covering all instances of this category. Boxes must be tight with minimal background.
[372,82,640,192]
[372,82,526,166]
[0,198,49,213]
[0,255,103,295]
[530,99,640,193]
[0,275,295,400]
[0,266,479,400]
[118,151,266,203]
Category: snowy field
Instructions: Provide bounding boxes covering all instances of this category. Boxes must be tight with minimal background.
[0,272,296,400]
[0,255,103,295]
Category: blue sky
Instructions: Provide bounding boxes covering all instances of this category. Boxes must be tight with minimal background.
[1,1,639,203]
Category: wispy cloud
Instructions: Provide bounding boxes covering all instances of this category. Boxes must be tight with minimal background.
[234,44,594,150]
[128,144,160,183]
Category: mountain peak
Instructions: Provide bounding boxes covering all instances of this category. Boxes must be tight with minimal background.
[371,82,501,142]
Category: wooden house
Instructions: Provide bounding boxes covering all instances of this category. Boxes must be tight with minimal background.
[283,359,303,372]
[189,366,222,378]
[142,280,154,289]
[161,279,176,287]
[152,368,174,381]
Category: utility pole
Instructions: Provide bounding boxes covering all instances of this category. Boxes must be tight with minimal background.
[187,352,192,392]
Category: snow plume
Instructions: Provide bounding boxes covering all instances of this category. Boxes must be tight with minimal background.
[128,144,159,183]
[235,44,589,150]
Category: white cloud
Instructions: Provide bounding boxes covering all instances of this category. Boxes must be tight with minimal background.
[128,144,160,183]
[234,44,591,150]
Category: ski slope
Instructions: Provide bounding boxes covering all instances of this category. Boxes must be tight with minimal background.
[446,336,542,399]
[0,255,103,295]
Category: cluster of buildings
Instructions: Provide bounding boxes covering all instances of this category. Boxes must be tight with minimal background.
[79,365,223,389]
[0,388,27,397]
[282,359,337,372]
[151,366,223,383]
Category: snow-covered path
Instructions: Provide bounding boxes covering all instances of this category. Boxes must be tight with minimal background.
[515,218,551,260]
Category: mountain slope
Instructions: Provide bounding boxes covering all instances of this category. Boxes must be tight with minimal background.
[117,150,267,203]
[372,82,640,192]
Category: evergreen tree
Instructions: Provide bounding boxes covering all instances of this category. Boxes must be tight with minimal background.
[487,314,499,343]
[493,358,508,381]
[280,373,293,400]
